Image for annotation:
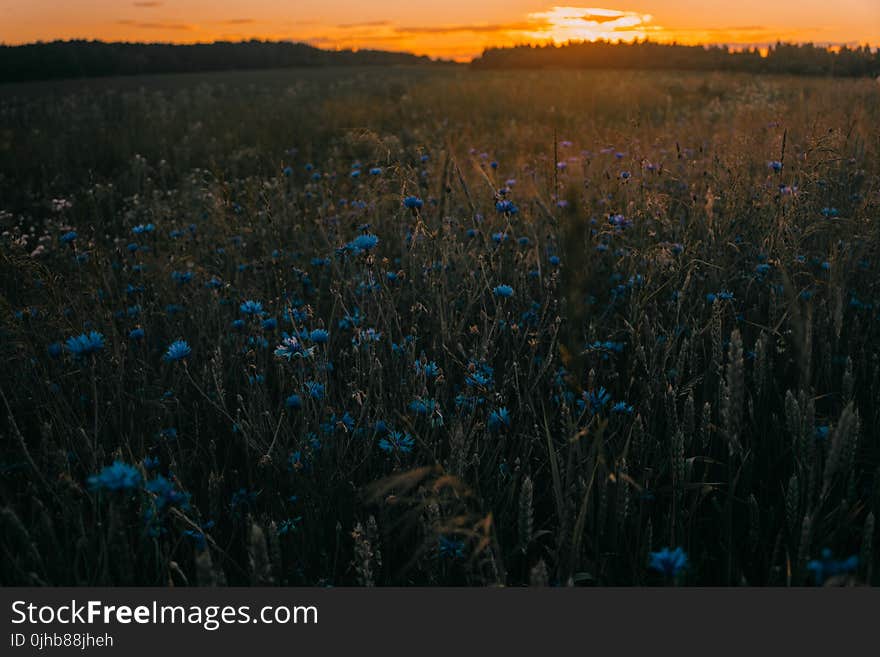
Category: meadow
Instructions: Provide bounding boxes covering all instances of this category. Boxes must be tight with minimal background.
[0,67,878,586]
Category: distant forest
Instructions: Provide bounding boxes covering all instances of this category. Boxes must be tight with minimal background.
[1,39,878,84]
[472,41,880,77]
[0,40,441,83]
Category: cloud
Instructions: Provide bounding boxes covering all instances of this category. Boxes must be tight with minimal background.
[218,19,256,25]
[525,6,657,42]
[395,22,539,35]
[116,20,196,31]
[664,24,820,46]
[328,7,659,45]
[336,20,392,29]
[132,2,163,7]
[289,5,856,61]
[307,34,409,47]
[583,14,627,25]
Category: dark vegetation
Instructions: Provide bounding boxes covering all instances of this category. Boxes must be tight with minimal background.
[472,41,880,77]
[0,68,878,586]
[0,40,442,84]
[1,39,878,85]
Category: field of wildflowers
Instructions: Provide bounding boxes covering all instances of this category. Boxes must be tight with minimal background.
[0,67,878,586]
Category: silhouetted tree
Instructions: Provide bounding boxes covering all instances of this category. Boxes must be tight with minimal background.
[0,40,445,84]
[471,40,879,77]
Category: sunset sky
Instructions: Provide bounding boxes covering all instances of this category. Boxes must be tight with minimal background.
[1,1,878,61]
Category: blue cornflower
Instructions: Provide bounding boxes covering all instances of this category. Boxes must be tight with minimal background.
[278,518,302,535]
[488,407,511,432]
[305,381,325,400]
[414,359,440,378]
[146,475,190,511]
[649,547,688,577]
[768,160,783,172]
[261,317,278,330]
[403,196,423,209]
[274,334,314,360]
[378,431,415,454]
[331,412,355,433]
[495,200,518,214]
[338,308,362,330]
[60,231,78,244]
[806,549,858,585]
[493,284,514,298]
[240,300,264,316]
[129,327,145,341]
[352,328,382,346]
[164,339,191,362]
[612,401,634,414]
[348,233,379,253]
[87,461,142,492]
[65,331,105,359]
[285,394,303,409]
[708,290,734,303]
[465,363,494,388]
[438,536,466,560]
[47,342,63,359]
[309,328,329,343]
[409,397,438,416]
[183,529,207,550]
[580,387,611,414]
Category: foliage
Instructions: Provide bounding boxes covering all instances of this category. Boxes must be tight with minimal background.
[0,68,877,586]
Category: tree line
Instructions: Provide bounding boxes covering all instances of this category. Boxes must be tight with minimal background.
[1,39,877,83]
[0,40,441,84]
[471,41,880,77]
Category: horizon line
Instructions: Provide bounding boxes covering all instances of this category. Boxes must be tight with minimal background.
[2,37,878,63]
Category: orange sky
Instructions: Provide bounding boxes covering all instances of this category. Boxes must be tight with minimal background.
[1,1,878,61]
